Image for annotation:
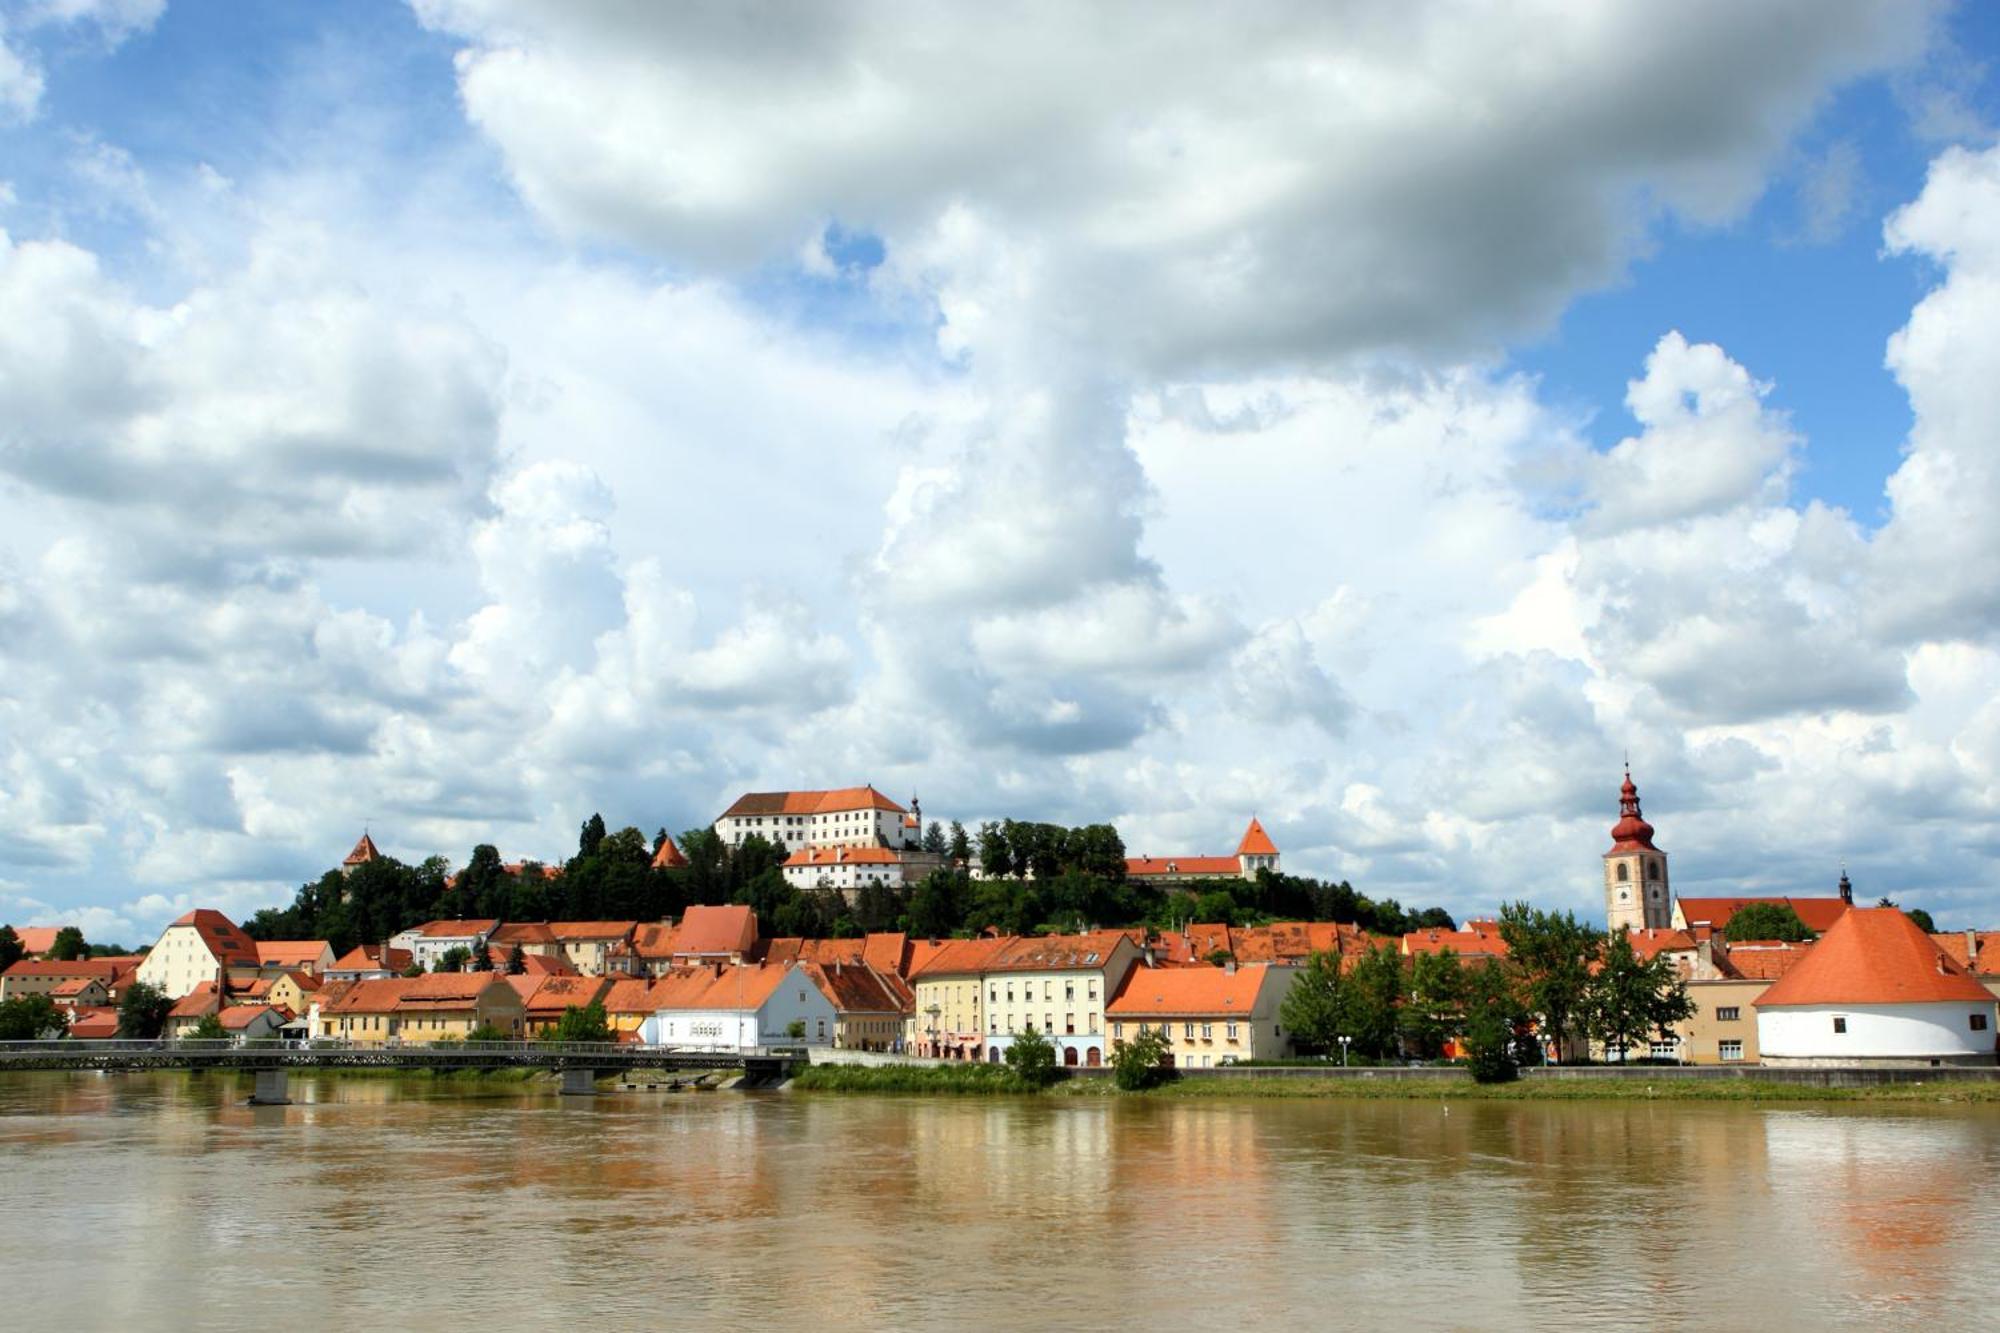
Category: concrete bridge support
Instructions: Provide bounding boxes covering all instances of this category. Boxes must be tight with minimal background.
[249,1068,290,1105]
[559,1067,598,1097]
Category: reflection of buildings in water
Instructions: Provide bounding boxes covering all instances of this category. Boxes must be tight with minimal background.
[1763,1112,1978,1310]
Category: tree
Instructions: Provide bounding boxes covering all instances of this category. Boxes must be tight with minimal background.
[0,993,63,1040]
[922,821,948,855]
[1346,943,1405,1059]
[1400,949,1466,1060]
[1278,951,1347,1054]
[1588,931,1694,1062]
[506,944,527,975]
[0,925,23,972]
[117,980,173,1039]
[908,869,968,939]
[1875,897,1937,933]
[1112,1027,1172,1091]
[401,961,426,978]
[47,927,87,962]
[1724,902,1813,943]
[468,944,493,973]
[187,1013,228,1042]
[785,1018,807,1041]
[1461,961,1523,1084]
[436,945,472,973]
[544,1001,613,1044]
[465,1022,509,1043]
[948,821,972,865]
[1498,902,1601,1064]
[1004,1025,1060,1089]
[578,813,608,860]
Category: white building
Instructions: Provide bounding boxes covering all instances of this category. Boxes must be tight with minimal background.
[1756,907,1997,1067]
[714,784,922,854]
[639,963,839,1050]
[1122,818,1280,886]
[388,919,500,973]
[974,931,1142,1068]
[134,910,261,1000]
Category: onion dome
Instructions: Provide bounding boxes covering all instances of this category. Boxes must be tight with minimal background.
[1607,767,1658,852]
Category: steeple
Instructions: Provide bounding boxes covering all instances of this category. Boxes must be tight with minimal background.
[1603,766,1669,932]
[1838,866,1853,906]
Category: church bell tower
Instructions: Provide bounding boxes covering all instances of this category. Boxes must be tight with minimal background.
[1603,767,1669,932]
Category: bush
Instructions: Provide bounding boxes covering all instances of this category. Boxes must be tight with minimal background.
[1112,1028,1172,1091]
[1003,1026,1060,1089]
[465,1023,510,1044]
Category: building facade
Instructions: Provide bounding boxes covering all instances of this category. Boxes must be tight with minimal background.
[1123,818,1281,886]
[135,910,261,999]
[1107,963,1298,1068]
[1604,769,1670,932]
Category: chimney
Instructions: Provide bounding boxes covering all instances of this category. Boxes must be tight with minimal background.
[1968,930,1979,969]
[1224,958,1237,975]
[1694,935,1716,981]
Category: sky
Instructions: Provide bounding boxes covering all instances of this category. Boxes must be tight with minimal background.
[2,1,1999,945]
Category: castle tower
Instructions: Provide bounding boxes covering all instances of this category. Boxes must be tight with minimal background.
[1603,768,1669,932]
[1236,818,1280,878]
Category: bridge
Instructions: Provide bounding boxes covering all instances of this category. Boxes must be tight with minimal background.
[0,1039,807,1103]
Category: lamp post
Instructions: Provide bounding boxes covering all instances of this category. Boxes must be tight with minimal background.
[1338,1034,1351,1068]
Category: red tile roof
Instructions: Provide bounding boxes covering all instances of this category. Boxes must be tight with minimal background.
[1677,896,1849,934]
[600,979,660,1015]
[673,905,759,957]
[219,1005,285,1031]
[517,975,614,1017]
[1716,941,1813,981]
[1623,927,1697,960]
[626,923,677,960]
[169,982,222,1019]
[722,786,909,818]
[1108,964,1275,1017]
[1125,855,1242,877]
[908,935,1011,980]
[651,835,689,870]
[50,977,103,997]
[1236,818,1279,857]
[1931,931,2000,976]
[803,961,908,1015]
[12,926,63,955]
[3,958,127,981]
[490,922,557,946]
[987,931,1133,973]
[66,1006,119,1039]
[167,910,260,966]
[343,832,381,866]
[1757,908,1993,1007]
[648,963,796,1011]
[784,845,903,866]
[324,975,516,1015]
[413,919,500,939]
[255,941,330,970]
[327,945,413,973]
[548,921,638,942]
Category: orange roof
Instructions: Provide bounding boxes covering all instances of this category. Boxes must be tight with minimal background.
[324,974,515,1015]
[327,944,412,973]
[862,932,909,977]
[721,786,908,818]
[784,845,903,866]
[218,1005,284,1031]
[1236,818,1279,857]
[414,919,500,939]
[1125,855,1242,877]
[1756,909,1994,1008]
[1108,964,1274,1017]
[673,905,759,957]
[2,958,126,981]
[804,961,908,1015]
[255,941,330,969]
[600,979,660,1015]
[908,935,1011,980]
[648,963,797,1012]
[548,921,638,942]
[50,977,103,997]
[651,835,689,870]
[1716,941,1812,981]
[67,1007,119,1039]
[988,931,1132,973]
[1623,927,1697,960]
[1402,927,1510,959]
[626,922,677,960]
[167,910,260,966]
[281,969,321,992]
[12,926,62,955]
[518,975,614,1017]
[343,832,380,866]
[1931,931,2000,976]
[169,981,222,1019]
[490,922,557,946]
[1676,896,1849,934]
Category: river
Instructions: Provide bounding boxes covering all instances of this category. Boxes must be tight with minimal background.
[1,1072,1995,1329]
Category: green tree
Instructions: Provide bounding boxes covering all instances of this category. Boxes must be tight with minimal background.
[466,1022,509,1043]
[117,980,173,1039]
[922,821,948,855]
[48,926,87,962]
[186,1012,227,1041]
[578,812,608,860]
[1004,1025,1060,1089]
[468,943,493,972]
[1498,902,1601,1064]
[0,925,23,971]
[506,944,527,975]
[1588,932,1697,1062]
[1112,1026,1172,1091]
[948,821,972,865]
[1278,951,1347,1054]
[977,821,1012,879]
[543,1001,613,1044]
[401,961,426,978]
[1400,949,1466,1060]
[1724,902,1814,942]
[1461,961,1523,1083]
[0,993,63,1040]
[785,1018,807,1041]
[436,945,472,973]
[908,869,968,939]
[1347,943,1406,1058]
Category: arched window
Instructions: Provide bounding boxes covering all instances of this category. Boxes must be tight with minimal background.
[1616,863,1629,882]
[1648,859,1660,880]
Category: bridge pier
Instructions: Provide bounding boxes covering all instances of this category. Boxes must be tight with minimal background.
[559,1067,598,1097]
[249,1068,290,1106]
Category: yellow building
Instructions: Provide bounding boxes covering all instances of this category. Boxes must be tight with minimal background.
[907,937,1009,1059]
[317,975,526,1041]
[549,922,638,975]
[1107,963,1298,1068]
[980,932,1140,1068]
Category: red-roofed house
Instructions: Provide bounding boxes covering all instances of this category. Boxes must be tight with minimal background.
[514,975,615,1036]
[325,944,414,981]
[803,961,909,1051]
[342,831,381,873]
[314,974,526,1042]
[388,920,501,973]
[1401,921,1510,963]
[1,957,131,1002]
[1672,895,1850,936]
[548,922,638,975]
[650,835,689,870]
[978,931,1141,1067]
[66,1006,120,1040]
[11,926,64,957]
[217,1005,289,1044]
[607,922,678,977]
[254,940,335,976]
[1108,963,1298,1067]
[136,910,262,999]
[1124,818,1282,885]
[1756,908,1996,1066]
[670,906,759,965]
[640,962,837,1050]
[907,936,1012,1059]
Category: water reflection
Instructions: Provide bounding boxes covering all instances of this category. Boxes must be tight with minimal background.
[1,1074,1996,1329]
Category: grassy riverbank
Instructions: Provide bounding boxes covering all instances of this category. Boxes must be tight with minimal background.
[788,1065,2000,1103]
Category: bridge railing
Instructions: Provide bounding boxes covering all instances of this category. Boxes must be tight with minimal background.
[0,1038,806,1060]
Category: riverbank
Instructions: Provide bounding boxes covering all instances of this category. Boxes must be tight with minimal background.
[788,1064,2000,1103]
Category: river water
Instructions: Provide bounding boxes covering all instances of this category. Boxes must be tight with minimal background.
[2,1072,1995,1329]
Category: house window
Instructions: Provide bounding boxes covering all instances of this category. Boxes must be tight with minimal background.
[1832,1016,1847,1034]
[1201,1023,1212,1040]
[1973,1013,1990,1032]
[1719,1040,1744,1062]
[1114,1022,1123,1039]
[1648,1040,1678,1061]
[1716,1007,1739,1022]
[1616,863,1629,882]
[1088,982,1097,1001]
[1225,1022,1237,1041]
[1183,1022,1194,1040]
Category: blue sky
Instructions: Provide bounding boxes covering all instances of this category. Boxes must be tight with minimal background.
[3,2,1999,943]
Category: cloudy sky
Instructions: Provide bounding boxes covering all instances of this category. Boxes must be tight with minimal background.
[3,1,1999,944]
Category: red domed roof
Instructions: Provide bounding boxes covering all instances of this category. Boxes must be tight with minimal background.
[1606,768,1659,854]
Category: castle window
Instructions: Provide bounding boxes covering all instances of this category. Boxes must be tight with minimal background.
[1648,860,1660,879]
[1616,863,1629,882]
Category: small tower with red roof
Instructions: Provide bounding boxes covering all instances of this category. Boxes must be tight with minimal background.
[1236,818,1280,878]
[1604,767,1669,932]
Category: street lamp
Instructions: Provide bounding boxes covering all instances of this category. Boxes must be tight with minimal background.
[1338,1035,1351,1067]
